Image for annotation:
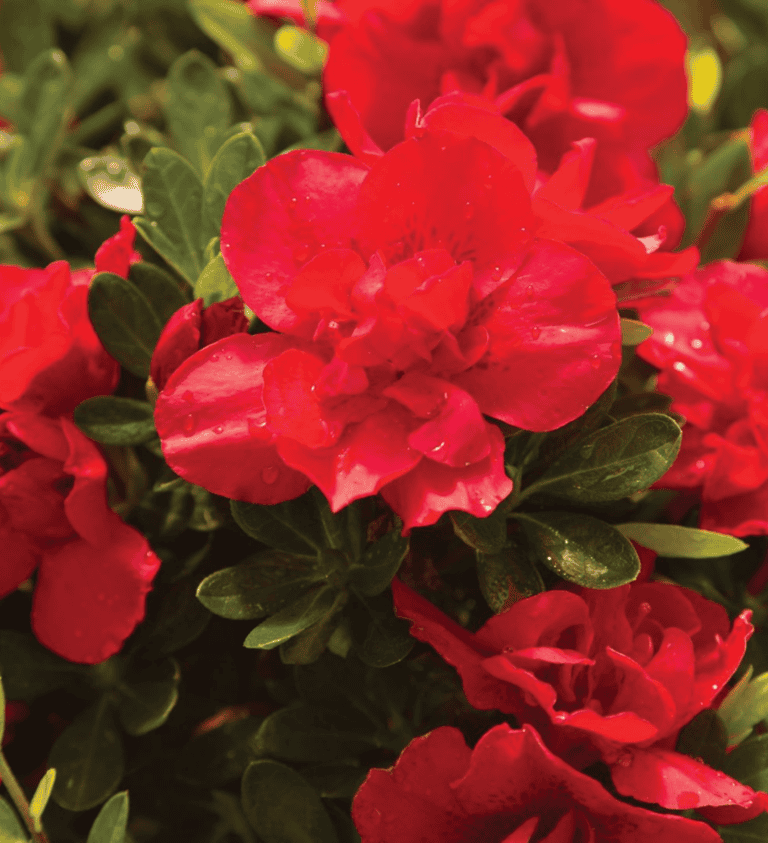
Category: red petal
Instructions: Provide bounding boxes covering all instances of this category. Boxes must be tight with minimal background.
[150,300,203,391]
[154,333,311,503]
[94,215,139,278]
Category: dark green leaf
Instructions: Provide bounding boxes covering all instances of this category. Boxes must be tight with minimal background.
[244,585,340,650]
[0,796,27,843]
[197,550,324,620]
[117,659,180,736]
[132,148,204,284]
[74,397,155,446]
[0,673,4,744]
[86,791,129,843]
[527,413,681,503]
[231,495,325,555]
[355,612,414,669]
[513,512,641,589]
[189,0,264,73]
[136,580,212,657]
[241,760,339,843]
[50,703,124,812]
[251,704,377,763]
[676,710,728,770]
[279,594,347,666]
[165,51,231,175]
[723,734,768,794]
[0,631,83,701]
[194,253,239,305]
[476,535,545,613]
[301,764,367,800]
[88,272,164,378]
[177,717,262,788]
[202,131,265,244]
[719,813,768,842]
[616,523,748,558]
[451,508,508,554]
[128,262,191,326]
[349,531,409,597]
[0,2,54,73]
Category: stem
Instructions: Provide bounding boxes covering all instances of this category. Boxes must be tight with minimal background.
[0,751,50,843]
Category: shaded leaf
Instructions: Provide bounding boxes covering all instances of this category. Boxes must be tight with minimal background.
[50,703,124,812]
[74,397,155,446]
[527,413,681,503]
[617,523,748,558]
[451,508,508,554]
[620,318,653,345]
[241,760,339,843]
[231,495,324,555]
[0,796,27,843]
[86,791,129,843]
[0,631,83,701]
[117,659,180,736]
[177,716,262,788]
[349,530,409,597]
[197,550,324,621]
[244,585,340,650]
[513,511,641,589]
[719,813,768,842]
[128,262,191,326]
[88,272,164,378]
[279,595,347,666]
[719,667,768,746]
[476,535,545,613]
[676,710,728,770]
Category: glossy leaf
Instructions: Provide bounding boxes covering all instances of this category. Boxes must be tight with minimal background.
[676,710,728,770]
[86,791,129,843]
[202,130,265,244]
[451,508,508,554]
[197,551,325,621]
[128,262,191,326]
[117,659,181,736]
[189,0,264,73]
[165,51,231,174]
[526,413,682,503]
[50,703,124,812]
[512,511,641,589]
[476,536,545,613]
[354,612,415,668]
[279,597,347,666]
[0,632,83,701]
[349,530,409,597]
[88,272,164,378]
[132,148,204,285]
[617,523,748,558]
[74,396,155,446]
[231,495,324,555]
[719,667,768,746]
[194,253,240,305]
[243,585,340,650]
[241,760,339,843]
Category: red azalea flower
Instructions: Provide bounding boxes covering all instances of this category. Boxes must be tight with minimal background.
[391,577,765,815]
[738,109,768,262]
[253,0,686,205]
[0,411,160,663]
[636,261,768,536]
[150,297,250,391]
[352,723,723,843]
[0,217,139,417]
[155,129,622,530]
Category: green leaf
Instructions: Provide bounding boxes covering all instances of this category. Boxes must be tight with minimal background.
[177,717,262,788]
[244,585,340,650]
[117,659,180,736]
[451,508,508,554]
[194,253,240,305]
[50,702,124,812]
[231,495,325,555]
[718,667,768,746]
[29,768,56,825]
[251,705,376,764]
[675,710,727,770]
[526,413,682,503]
[202,131,265,244]
[512,512,641,589]
[241,760,339,843]
[88,272,164,378]
[719,813,768,842]
[274,25,328,74]
[74,397,155,446]
[354,612,414,669]
[722,733,768,794]
[616,523,748,559]
[197,551,325,620]
[620,318,653,345]
[0,673,4,744]
[165,51,231,175]
[189,0,264,73]
[86,791,129,843]
[128,262,191,326]
[476,536,545,613]
[0,631,83,701]
[0,2,54,73]
[0,796,27,843]
[349,530,409,597]
[279,593,347,666]
[132,148,205,285]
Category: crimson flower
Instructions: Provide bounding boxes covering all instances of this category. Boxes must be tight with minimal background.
[391,577,766,816]
[636,261,768,536]
[0,411,160,663]
[155,127,622,530]
[352,723,722,843]
[738,109,768,262]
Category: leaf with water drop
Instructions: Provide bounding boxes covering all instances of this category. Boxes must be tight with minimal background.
[476,533,545,613]
[79,154,143,214]
[512,511,640,588]
[524,413,681,503]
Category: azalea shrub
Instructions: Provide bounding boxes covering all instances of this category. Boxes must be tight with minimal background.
[6,0,768,842]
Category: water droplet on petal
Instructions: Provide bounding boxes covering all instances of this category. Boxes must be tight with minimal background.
[213,425,224,434]
[663,332,675,345]
[531,326,541,340]
[431,441,446,453]
[690,338,703,350]
[183,415,195,436]
[672,361,687,373]
[462,201,474,220]
[247,418,264,438]
[225,354,233,361]
[677,792,700,810]
[695,459,706,471]
[590,354,601,369]
[616,753,633,768]
[491,266,502,281]
[293,243,311,263]
[261,465,280,485]
[525,285,534,300]
[289,196,298,206]
[210,353,220,362]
